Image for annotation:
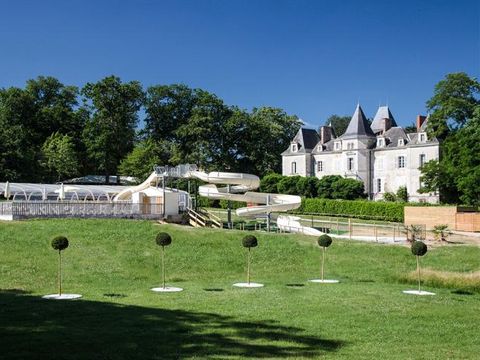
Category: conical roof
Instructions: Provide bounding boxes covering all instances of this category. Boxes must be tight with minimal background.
[371,106,397,133]
[342,104,375,139]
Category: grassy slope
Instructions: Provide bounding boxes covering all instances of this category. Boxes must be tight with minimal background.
[0,219,479,359]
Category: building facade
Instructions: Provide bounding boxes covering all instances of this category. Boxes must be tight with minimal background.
[281,105,439,203]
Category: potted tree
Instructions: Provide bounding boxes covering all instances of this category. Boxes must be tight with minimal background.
[151,232,183,293]
[43,236,82,300]
[403,241,435,295]
[433,224,450,245]
[233,235,263,288]
[309,234,339,284]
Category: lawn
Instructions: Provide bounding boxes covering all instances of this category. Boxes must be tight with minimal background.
[0,219,479,359]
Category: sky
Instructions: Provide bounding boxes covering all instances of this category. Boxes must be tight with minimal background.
[0,0,478,129]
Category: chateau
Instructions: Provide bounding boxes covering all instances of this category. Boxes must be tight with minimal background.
[281,105,440,203]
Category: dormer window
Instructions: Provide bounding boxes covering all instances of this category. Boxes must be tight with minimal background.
[419,133,427,143]
[377,138,385,147]
[398,139,405,146]
[291,143,298,152]
[317,145,323,152]
[334,141,341,151]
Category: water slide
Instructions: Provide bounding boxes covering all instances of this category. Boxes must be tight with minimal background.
[114,169,324,235]
[113,171,158,201]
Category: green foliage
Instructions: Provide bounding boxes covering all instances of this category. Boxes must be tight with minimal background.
[82,76,144,182]
[322,115,350,136]
[330,177,365,200]
[242,235,258,248]
[317,234,332,248]
[383,192,397,202]
[118,139,171,181]
[411,241,428,256]
[277,176,302,195]
[259,173,282,193]
[51,236,69,251]
[156,232,172,247]
[396,186,408,202]
[301,198,405,222]
[41,132,79,181]
[420,72,480,205]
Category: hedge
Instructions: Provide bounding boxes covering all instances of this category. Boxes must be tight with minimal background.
[299,198,405,222]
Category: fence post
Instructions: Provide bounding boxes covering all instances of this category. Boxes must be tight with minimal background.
[374,223,378,242]
[393,224,396,242]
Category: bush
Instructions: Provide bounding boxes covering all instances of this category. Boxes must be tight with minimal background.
[411,241,427,256]
[396,186,409,202]
[300,198,405,222]
[383,192,397,202]
[330,177,366,200]
[318,234,332,247]
[277,176,302,195]
[51,236,69,251]
[260,173,283,193]
[296,177,319,198]
[242,235,258,248]
[156,232,172,247]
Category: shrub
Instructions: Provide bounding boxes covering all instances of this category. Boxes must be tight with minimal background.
[330,178,366,200]
[277,176,302,195]
[318,234,332,248]
[51,236,69,251]
[260,173,283,193]
[396,186,409,202]
[411,241,428,256]
[242,235,258,248]
[383,192,397,202]
[156,232,172,247]
[296,177,319,198]
[300,198,405,222]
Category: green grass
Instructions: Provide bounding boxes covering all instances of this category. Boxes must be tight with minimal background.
[0,219,479,359]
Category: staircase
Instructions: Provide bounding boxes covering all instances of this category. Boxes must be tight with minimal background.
[187,208,222,228]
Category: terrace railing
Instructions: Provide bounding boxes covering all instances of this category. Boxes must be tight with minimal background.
[0,201,163,220]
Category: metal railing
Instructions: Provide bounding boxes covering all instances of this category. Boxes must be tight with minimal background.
[0,201,163,220]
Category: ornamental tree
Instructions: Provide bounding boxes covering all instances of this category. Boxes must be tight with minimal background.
[411,241,428,292]
[156,232,172,289]
[242,235,258,285]
[318,234,333,281]
[51,236,69,296]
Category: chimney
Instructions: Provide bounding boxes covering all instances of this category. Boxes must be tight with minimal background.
[381,118,391,134]
[319,126,333,144]
[416,115,426,132]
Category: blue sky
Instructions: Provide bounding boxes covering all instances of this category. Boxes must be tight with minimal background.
[0,0,478,128]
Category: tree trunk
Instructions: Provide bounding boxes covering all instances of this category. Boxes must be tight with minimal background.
[417,255,421,292]
[162,246,166,289]
[247,248,251,285]
[321,247,326,281]
[58,250,62,296]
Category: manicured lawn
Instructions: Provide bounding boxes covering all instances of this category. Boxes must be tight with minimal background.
[0,219,479,359]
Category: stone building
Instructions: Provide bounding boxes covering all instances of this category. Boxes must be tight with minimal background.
[281,105,439,203]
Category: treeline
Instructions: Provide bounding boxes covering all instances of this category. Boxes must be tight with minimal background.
[259,174,366,200]
[0,76,301,183]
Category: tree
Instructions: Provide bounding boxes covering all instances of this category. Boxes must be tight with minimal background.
[316,175,343,199]
[296,177,318,198]
[51,236,69,296]
[323,115,350,136]
[41,132,79,182]
[317,234,333,281]
[259,173,283,193]
[420,73,480,205]
[118,139,171,182]
[330,177,365,200]
[426,72,480,139]
[432,224,450,244]
[396,186,408,202]
[82,76,144,183]
[155,232,172,289]
[410,241,428,293]
[277,176,302,195]
[242,235,258,285]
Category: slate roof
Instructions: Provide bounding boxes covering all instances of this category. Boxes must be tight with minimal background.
[281,128,320,155]
[341,105,375,139]
[370,106,398,133]
[382,127,408,148]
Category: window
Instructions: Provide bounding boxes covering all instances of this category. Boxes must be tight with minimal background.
[419,133,426,142]
[347,142,354,150]
[291,143,298,152]
[398,156,405,168]
[377,138,384,147]
[377,178,382,193]
[317,145,323,152]
[347,157,354,171]
[398,139,404,146]
[291,162,297,174]
[419,154,426,167]
[317,161,323,172]
[334,142,341,151]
